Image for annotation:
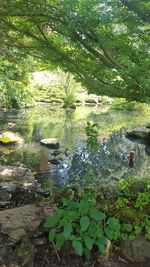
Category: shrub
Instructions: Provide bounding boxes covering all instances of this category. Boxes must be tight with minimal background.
[44,192,120,259]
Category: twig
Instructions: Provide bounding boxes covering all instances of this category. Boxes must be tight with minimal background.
[52,241,60,261]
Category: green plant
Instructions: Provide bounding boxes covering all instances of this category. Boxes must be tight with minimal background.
[120,223,142,241]
[58,71,78,107]
[115,197,129,209]
[143,215,150,240]
[43,192,121,259]
[135,192,150,210]
[85,122,99,149]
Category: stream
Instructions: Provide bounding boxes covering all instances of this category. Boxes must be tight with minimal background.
[0,104,150,195]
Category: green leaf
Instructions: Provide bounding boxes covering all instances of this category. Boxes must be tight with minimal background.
[84,235,94,250]
[43,215,59,228]
[84,247,91,260]
[48,229,56,242]
[88,223,103,238]
[89,207,106,221]
[98,243,105,254]
[121,223,133,233]
[55,233,65,251]
[80,216,90,232]
[107,218,120,230]
[105,226,114,240]
[64,223,73,238]
[72,240,83,256]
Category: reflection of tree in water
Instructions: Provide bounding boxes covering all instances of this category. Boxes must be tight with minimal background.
[63,110,76,148]
[53,130,150,188]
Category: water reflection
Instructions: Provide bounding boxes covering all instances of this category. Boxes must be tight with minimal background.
[0,105,150,190]
[52,131,150,188]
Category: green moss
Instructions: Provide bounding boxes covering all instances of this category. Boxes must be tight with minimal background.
[0,136,17,145]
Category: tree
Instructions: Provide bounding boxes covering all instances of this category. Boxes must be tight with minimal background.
[0,0,150,102]
[0,48,33,108]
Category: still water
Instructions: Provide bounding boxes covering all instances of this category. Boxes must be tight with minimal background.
[0,104,150,191]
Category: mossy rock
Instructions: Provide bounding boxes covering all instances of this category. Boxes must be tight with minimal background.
[0,131,24,146]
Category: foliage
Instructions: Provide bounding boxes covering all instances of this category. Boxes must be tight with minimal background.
[44,192,120,259]
[0,0,150,102]
[31,70,83,105]
[113,178,150,240]
[0,53,33,108]
[112,99,149,111]
[85,122,99,149]
[43,178,150,260]
[57,71,78,107]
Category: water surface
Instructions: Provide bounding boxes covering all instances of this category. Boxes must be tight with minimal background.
[0,105,150,190]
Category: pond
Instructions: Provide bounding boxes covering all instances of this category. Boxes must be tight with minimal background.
[0,104,150,193]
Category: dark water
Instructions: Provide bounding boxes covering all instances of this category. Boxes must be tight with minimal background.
[0,105,150,191]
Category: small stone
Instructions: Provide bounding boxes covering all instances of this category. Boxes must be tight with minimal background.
[8,122,17,129]
[121,236,150,262]
[41,138,59,149]
[49,158,60,165]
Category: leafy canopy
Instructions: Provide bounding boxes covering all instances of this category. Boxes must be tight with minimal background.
[0,0,150,102]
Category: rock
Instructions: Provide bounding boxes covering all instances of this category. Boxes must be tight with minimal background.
[15,237,35,267]
[0,201,11,208]
[126,128,150,142]
[48,158,60,165]
[0,246,13,266]
[0,165,34,186]
[0,204,45,243]
[129,181,146,193]
[41,138,59,149]
[0,188,11,201]
[85,98,98,104]
[145,144,150,156]
[85,94,98,104]
[0,131,24,146]
[8,122,17,129]
[121,236,150,262]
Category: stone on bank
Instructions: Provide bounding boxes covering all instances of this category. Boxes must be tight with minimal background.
[40,138,59,149]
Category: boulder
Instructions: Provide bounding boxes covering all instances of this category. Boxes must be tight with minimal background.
[0,204,45,243]
[0,131,24,146]
[41,138,59,149]
[0,165,34,186]
[126,127,150,142]
[121,236,150,262]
